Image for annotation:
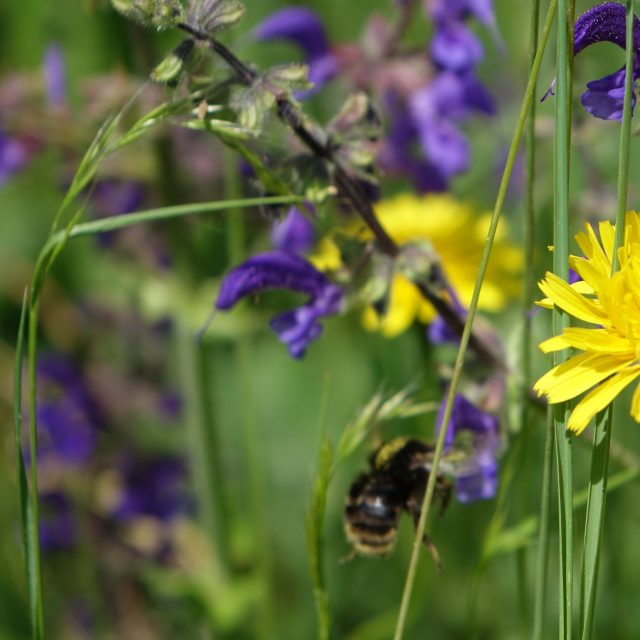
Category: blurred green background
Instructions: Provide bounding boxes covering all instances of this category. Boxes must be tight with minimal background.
[2,1,640,638]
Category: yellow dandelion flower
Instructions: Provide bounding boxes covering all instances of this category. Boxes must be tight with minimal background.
[534,211,640,434]
[312,193,523,337]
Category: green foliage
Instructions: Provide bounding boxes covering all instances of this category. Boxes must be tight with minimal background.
[111,0,186,29]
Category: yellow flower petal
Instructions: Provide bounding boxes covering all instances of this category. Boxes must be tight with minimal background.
[631,383,640,422]
[567,366,640,433]
[362,276,420,337]
[538,272,608,325]
[598,220,616,265]
[534,352,634,404]
[538,335,572,353]
[551,328,633,355]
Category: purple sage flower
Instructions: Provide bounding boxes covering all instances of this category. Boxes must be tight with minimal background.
[436,393,500,502]
[35,354,101,465]
[407,72,494,181]
[430,22,484,72]
[0,130,31,186]
[575,3,640,120]
[427,0,497,26]
[428,286,467,344]
[271,206,315,254]
[40,491,77,550]
[544,3,640,120]
[110,457,189,522]
[216,251,343,358]
[44,44,67,109]
[255,7,338,94]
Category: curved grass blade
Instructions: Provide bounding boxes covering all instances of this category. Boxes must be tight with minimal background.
[391,2,558,636]
[580,3,636,638]
[13,292,43,639]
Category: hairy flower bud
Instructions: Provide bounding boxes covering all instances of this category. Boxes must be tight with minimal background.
[187,0,245,34]
[111,0,186,29]
[150,38,196,85]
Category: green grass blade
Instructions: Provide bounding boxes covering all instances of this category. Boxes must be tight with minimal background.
[13,293,43,639]
[553,0,576,635]
[306,436,334,640]
[45,195,306,247]
[532,408,555,640]
[579,3,636,638]
[391,2,558,638]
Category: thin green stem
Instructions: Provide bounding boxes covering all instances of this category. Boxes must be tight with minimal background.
[26,306,44,639]
[518,0,541,632]
[223,149,275,640]
[532,408,555,640]
[579,3,636,639]
[176,320,226,585]
[391,2,558,638]
[44,196,307,249]
[553,0,576,636]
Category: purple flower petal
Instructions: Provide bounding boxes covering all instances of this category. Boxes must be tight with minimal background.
[255,7,338,94]
[0,130,30,186]
[581,65,639,120]
[111,457,189,521]
[436,394,500,502]
[44,44,67,109]
[431,22,484,72]
[216,251,343,357]
[427,0,497,27]
[40,492,77,550]
[271,206,315,255]
[35,354,101,465]
[574,2,640,55]
[561,3,640,120]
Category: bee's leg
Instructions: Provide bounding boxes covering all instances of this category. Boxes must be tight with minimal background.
[338,548,358,565]
[421,530,442,574]
[407,498,443,573]
[435,476,453,517]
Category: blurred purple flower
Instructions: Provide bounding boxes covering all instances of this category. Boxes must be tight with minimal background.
[431,22,484,72]
[0,130,31,186]
[91,180,145,218]
[544,3,640,120]
[255,7,338,93]
[111,457,189,522]
[427,0,496,26]
[216,251,343,358]
[35,354,101,465]
[44,44,67,109]
[436,394,499,502]
[428,287,467,344]
[379,97,449,191]
[406,72,494,182]
[40,491,77,550]
[271,206,315,254]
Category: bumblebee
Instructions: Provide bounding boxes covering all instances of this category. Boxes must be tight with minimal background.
[344,437,452,561]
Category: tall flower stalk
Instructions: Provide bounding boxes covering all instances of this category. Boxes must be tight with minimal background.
[392,2,558,637]
[580,3,636,637]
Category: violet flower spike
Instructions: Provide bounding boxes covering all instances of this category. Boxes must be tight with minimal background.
[436,394,500,502]
[430,21,484,72]
[544,3,640,120]
[216,251,343,358]
[34,354,101,465]
[0,130,31,186]
[255,7,338,94]
[44,44,67,109]
[271,206,315,255]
